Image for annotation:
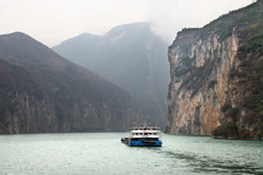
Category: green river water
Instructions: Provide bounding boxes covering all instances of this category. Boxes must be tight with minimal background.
[0,133,263,175]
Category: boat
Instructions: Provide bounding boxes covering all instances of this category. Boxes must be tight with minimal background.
[121,123,162,147]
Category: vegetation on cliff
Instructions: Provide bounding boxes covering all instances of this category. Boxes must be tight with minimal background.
[211,0,263,139]
[167,0,263,139]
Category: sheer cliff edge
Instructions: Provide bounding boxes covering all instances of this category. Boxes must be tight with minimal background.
[167,0,263,140]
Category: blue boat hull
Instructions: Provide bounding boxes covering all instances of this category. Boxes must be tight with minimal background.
[127,139,162,147]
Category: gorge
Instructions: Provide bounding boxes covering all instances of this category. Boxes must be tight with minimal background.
[53,22,170,129]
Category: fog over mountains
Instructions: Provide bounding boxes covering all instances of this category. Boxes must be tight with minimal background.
[53,22,170,128]
[0,32,143,134]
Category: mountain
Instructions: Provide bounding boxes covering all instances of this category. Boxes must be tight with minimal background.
[167,0,263,139]
[53,22,170,129]
[0,32,142,134]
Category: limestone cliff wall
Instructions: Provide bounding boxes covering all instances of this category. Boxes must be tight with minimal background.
[167,0,263,138]
[167,29,238,135]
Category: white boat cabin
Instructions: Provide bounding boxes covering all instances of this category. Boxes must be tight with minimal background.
[129,126,161,139]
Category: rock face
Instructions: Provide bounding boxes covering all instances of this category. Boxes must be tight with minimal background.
[53,22,170,129]
[0,32,142,134]
[167,0,263,139]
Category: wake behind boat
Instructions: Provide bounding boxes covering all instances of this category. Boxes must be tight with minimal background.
[121,123,162,147]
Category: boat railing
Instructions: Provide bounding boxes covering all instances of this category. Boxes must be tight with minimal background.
[129,127,160,131]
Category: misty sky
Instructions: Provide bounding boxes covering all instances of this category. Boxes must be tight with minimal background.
[0,0,253,47]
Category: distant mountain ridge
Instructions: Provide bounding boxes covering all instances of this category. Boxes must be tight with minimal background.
[0,32,142,134]
[53,22,170,129]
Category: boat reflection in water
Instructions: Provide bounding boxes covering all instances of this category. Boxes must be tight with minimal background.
[121,123,162,147]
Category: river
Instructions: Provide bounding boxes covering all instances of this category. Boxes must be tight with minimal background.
[0,133,263,175]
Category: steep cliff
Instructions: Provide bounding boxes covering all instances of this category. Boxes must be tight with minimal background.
[53,22,169,129]
[167,0,263,139]
[0,32,142,134]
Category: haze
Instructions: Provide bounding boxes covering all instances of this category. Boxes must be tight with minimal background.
[0,0,252,47]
